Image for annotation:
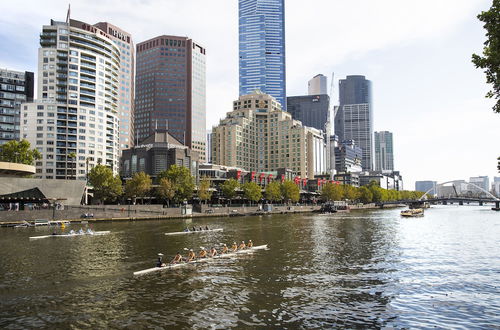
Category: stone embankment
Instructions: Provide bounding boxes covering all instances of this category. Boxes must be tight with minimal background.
[0,203,404,227]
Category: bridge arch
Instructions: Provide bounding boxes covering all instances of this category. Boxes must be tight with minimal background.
[418,181,499,201]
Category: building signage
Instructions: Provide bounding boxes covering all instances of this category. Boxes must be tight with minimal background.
[108,27,130,43]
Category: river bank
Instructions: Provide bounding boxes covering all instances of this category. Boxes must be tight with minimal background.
[0,203,405,227]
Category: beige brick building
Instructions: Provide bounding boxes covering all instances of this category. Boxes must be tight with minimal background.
[211,92,326,179]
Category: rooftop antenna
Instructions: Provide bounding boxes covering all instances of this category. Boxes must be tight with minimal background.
[66,4,71,23]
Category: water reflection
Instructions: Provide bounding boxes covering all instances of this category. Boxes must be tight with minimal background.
[0,206,499,328]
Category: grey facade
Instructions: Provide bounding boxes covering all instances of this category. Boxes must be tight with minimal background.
[336,104,373,171]
[415,180,437,195]
[335,75,373,170]
[286,94,330,133]
[335,75,372,141]
[0,69,34,145]
[335,140,362,173]
[120,130,199,182]
[375,131,394,171]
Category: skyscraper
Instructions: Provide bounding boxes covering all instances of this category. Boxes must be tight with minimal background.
[93,22,134,151]
[239,0,286,108]
[0,69,34,145]
[135,35,207,162]
[286,95,330,133]
[335,75,373,170]
[308,74,327,95]
[374,131,394,171]
[21,18,123,179]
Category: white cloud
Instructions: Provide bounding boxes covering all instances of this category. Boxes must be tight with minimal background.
[0,0,496,186]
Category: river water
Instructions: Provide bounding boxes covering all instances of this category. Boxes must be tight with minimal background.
[0,205,499,328]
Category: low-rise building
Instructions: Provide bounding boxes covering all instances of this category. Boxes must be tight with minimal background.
[359,170,403,191]
[120,130,199,182]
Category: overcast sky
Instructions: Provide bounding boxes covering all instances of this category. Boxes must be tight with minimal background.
[1,0,498,188]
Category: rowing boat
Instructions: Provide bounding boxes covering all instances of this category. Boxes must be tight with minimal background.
[164,228,223,236]
[29,231,111,240]
[133,244,268,276]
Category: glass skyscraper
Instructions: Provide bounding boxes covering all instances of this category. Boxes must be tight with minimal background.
[239,0,286,108]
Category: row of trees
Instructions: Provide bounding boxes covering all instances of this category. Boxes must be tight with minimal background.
[89,164,426,205]
[321,181,426,204]
[88,164,197,204]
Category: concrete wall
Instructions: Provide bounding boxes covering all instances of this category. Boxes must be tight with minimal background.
[0,177,86,205]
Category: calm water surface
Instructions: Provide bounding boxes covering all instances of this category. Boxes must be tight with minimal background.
[0,205,499,328]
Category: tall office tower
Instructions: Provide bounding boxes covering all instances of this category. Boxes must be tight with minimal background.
[469,176,490,195]
[239,0,286,108]
[0,69,34,145]
[94,22,134,150]
[336,104,373,171]
[212,91,326,179]
[335,75,373,170]
[21,18,122,179]
[374,131,394,171]
[135,35,207,161]
[286,95,330,133]
[415,180,437,195]
[308,74,327,95]
[335,75,372,142]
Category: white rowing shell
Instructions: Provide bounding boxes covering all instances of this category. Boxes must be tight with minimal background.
[29,231,111,240]
[133,244,268,276]
[164,228,223,236]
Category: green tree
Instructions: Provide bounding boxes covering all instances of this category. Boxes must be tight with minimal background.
[343,184,359,202]
[221,179,239,204]
[157,177,175,207]
[265,181,282,202]
[198,177,212,204]
[88,164,122,203]
[125,172,152,204]
[281,180,300,203]
[158,165,195,203]
[321,182,343,201]
[472,0,500,113]
[358,186,373,204]
[242,181,262,204]
[0,139,41,165]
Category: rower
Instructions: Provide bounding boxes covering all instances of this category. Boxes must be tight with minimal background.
[205,225,209,230]
[187,249,196,262]
[210,247,218,257]
[69,229,76,235]
[221,243,229,254]
[78,228,85,235]
[199,227,203,231]
[87,228,94,235]
[231,242,238,252]
[156,253,166,267]
[247,240,253,248]
[183,228,190,232]
[199,247,208,258]
[171,251,183,264]
[239,240,246,250]
[192,226,196,231]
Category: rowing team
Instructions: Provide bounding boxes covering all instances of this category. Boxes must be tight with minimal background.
[156,240,253,267]
[61,228,94,235]
[184,226,210,232]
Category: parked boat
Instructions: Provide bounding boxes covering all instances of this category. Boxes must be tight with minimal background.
[134,244,268,276]
[401,208,424,217]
